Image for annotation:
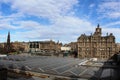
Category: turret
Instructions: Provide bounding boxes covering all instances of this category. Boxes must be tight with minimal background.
[94,24,102,36]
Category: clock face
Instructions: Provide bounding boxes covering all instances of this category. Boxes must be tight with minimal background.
[97,28,100,32]
[97,29,99,32]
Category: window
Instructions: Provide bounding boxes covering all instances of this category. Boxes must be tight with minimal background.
[87,39,89,42]
[30,43,32,48]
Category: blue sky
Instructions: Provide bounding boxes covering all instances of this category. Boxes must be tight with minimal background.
[0,0,120,43]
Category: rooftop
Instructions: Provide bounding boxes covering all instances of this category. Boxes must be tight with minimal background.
[0,55,119,80]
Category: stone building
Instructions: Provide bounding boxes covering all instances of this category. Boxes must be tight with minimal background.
[68,42,78,51]
[77,24,116,59]
[11,41,29,52]
[116,43,120,53]
[29,40,62,53]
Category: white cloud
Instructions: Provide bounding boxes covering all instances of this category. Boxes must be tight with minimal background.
[104,21,120,27]
[89,4,95,8]
[0,0,96,43]
[98,1,120,19]
[9,16,94,43]
[108,12,120,18]
[0,17,18,30]
[1,0,120,43]
[10,0,78,22]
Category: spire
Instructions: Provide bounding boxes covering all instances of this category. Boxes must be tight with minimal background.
[97,24,100,28]
[7,31,10,45]
[6,31,11,54]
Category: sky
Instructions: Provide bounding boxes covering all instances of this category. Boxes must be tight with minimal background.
[0,0,120,43]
